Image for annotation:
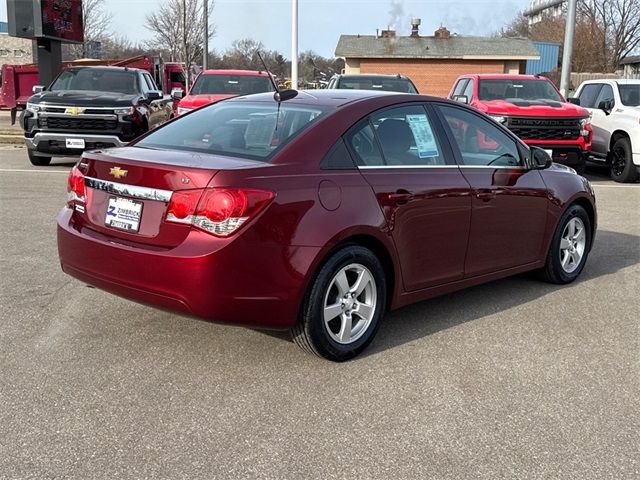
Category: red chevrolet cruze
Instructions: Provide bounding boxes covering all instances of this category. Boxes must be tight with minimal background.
[57,90,597,361]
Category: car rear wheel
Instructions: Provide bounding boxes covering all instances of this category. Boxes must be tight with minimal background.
[610,137,638,183]
[292,246,386,361]
[27,150,51,166]
[539,204,592,284]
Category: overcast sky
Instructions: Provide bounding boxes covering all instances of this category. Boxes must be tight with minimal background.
[1,0,532,58]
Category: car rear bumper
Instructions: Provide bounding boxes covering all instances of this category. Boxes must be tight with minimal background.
[57,207,319,329]
[25,132,128,157]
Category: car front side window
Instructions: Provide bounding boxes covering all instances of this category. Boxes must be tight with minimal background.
[438,105,523,167]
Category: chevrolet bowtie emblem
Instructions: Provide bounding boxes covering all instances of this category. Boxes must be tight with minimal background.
[109,167,128,179]
[65,106,85,115]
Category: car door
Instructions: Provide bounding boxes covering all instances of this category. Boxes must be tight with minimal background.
[590,84,615,155]
[435,103,549,277]
[344,103,472,292]
[576,83,607,155]
[140,73,167,129]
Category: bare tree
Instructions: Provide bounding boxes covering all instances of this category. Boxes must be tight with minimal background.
[144,0,215,83]
[66,0,114,58]
[579,0,640,71]
[99,35,146,60]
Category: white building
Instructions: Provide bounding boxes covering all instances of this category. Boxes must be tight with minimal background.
[524,0,565,25]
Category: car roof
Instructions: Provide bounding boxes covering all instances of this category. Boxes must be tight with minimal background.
[334,73,410,80]
[462,74,550,81]
[63,66,146,74]
[580,79,640,85]
[199,69,272,77]
[228,89,442,108]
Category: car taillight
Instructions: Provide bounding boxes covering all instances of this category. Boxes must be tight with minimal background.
[67,166,85,203]
[165,188,274,237]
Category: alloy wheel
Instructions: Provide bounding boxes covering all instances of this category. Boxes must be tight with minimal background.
[323,263,377,344]
[611,146,627,177]
[559,217,586,274]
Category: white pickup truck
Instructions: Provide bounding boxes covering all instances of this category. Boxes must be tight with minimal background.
[572,79,640,182]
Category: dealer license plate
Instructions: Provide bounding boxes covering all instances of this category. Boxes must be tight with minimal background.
[105,196,143,232]
[66,138,85,149]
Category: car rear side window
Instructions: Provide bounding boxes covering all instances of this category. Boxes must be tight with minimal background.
[136,101,327,161]
[438,105,522,167]
[577,84,602,108]
[345,105,445,167]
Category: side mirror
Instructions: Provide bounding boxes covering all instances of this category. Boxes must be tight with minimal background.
[32,85,45,94]
[171,88,184,99]
[531,147,552,169]
[567,97,580,106]
[598,99,613,115]
[145,90,162,101]
[452,94,469,104]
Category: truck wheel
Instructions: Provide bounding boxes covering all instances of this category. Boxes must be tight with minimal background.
[27,150,51,166]
[610,137,638,183]
[291,246,386,362]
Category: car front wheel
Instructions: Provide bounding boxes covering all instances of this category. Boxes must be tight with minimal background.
[292,246,386,361]
[27,149,51,166]
[610,136,638,183]
[539,204,592,284]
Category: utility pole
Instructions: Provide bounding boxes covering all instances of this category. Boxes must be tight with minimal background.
[291,0,298,89]
[203,0,208,70]
[559,0,577,97]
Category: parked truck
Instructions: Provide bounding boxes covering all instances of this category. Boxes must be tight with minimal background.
[1,55,185,123]
[449,74,593,174]
[21,65,174,165]
[572,79,640,183]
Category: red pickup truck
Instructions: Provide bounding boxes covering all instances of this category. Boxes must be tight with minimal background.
[448,74,592,173]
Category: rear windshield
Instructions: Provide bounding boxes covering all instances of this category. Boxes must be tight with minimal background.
[337,76,417,93]
[136,101,327,161]
[50,69,139,95]
[190,74,275,96]
[619,85,640,106]
[478,79,563,102]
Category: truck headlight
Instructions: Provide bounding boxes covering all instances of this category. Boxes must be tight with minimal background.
[488,114,507,124]
[579,117,592,137]
[26,102,40,112]
[177,107,193,115]
[114,107,134,115]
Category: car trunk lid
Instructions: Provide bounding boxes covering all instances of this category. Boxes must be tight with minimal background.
[74,146,263,248]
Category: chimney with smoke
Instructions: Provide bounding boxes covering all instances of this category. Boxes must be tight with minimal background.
[434,26,451,39]
[381,29,396,38]
[410,18,421,37]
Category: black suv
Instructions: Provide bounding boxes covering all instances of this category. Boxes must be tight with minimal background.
[21,66,173,166]
[326,74,419,93]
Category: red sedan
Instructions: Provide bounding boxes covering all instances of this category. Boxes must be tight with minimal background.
[57,90,597,361]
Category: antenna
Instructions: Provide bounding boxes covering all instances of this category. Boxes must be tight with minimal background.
[256,50,298,103]
[256,51,280,95]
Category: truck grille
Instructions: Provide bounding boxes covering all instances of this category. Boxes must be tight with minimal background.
[38,117,118,131]
[506,117,581,141]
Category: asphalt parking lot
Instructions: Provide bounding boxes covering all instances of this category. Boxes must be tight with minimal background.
[1,146,638,479]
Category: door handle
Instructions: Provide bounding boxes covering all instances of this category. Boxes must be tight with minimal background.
[475,189,496,201]
[388,190,415,204]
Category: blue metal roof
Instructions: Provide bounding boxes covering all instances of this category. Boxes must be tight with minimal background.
[526,41,561,75]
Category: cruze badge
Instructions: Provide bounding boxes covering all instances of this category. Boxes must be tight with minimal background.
[65,106,85,115]
[109,167,128,179]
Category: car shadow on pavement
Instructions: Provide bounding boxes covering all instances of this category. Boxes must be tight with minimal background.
[361,229,639,358]
[254,229,638,356]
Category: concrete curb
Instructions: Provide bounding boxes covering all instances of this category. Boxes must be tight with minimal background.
[0,135,24,145]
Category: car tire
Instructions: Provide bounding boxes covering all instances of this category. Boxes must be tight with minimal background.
[539,204,592,285]
[291,245,386,361]
[610,136,638,183]
[27,150,51,166]
[574,156,586,176]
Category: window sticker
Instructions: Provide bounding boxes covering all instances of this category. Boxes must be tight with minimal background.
[406,114,439,158]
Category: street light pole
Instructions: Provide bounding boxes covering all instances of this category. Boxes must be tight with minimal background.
[203,0,208,70]
[291,0,298,89]
[559,0,577,97]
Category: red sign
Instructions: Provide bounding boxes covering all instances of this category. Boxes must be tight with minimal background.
[40,0,84,43]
